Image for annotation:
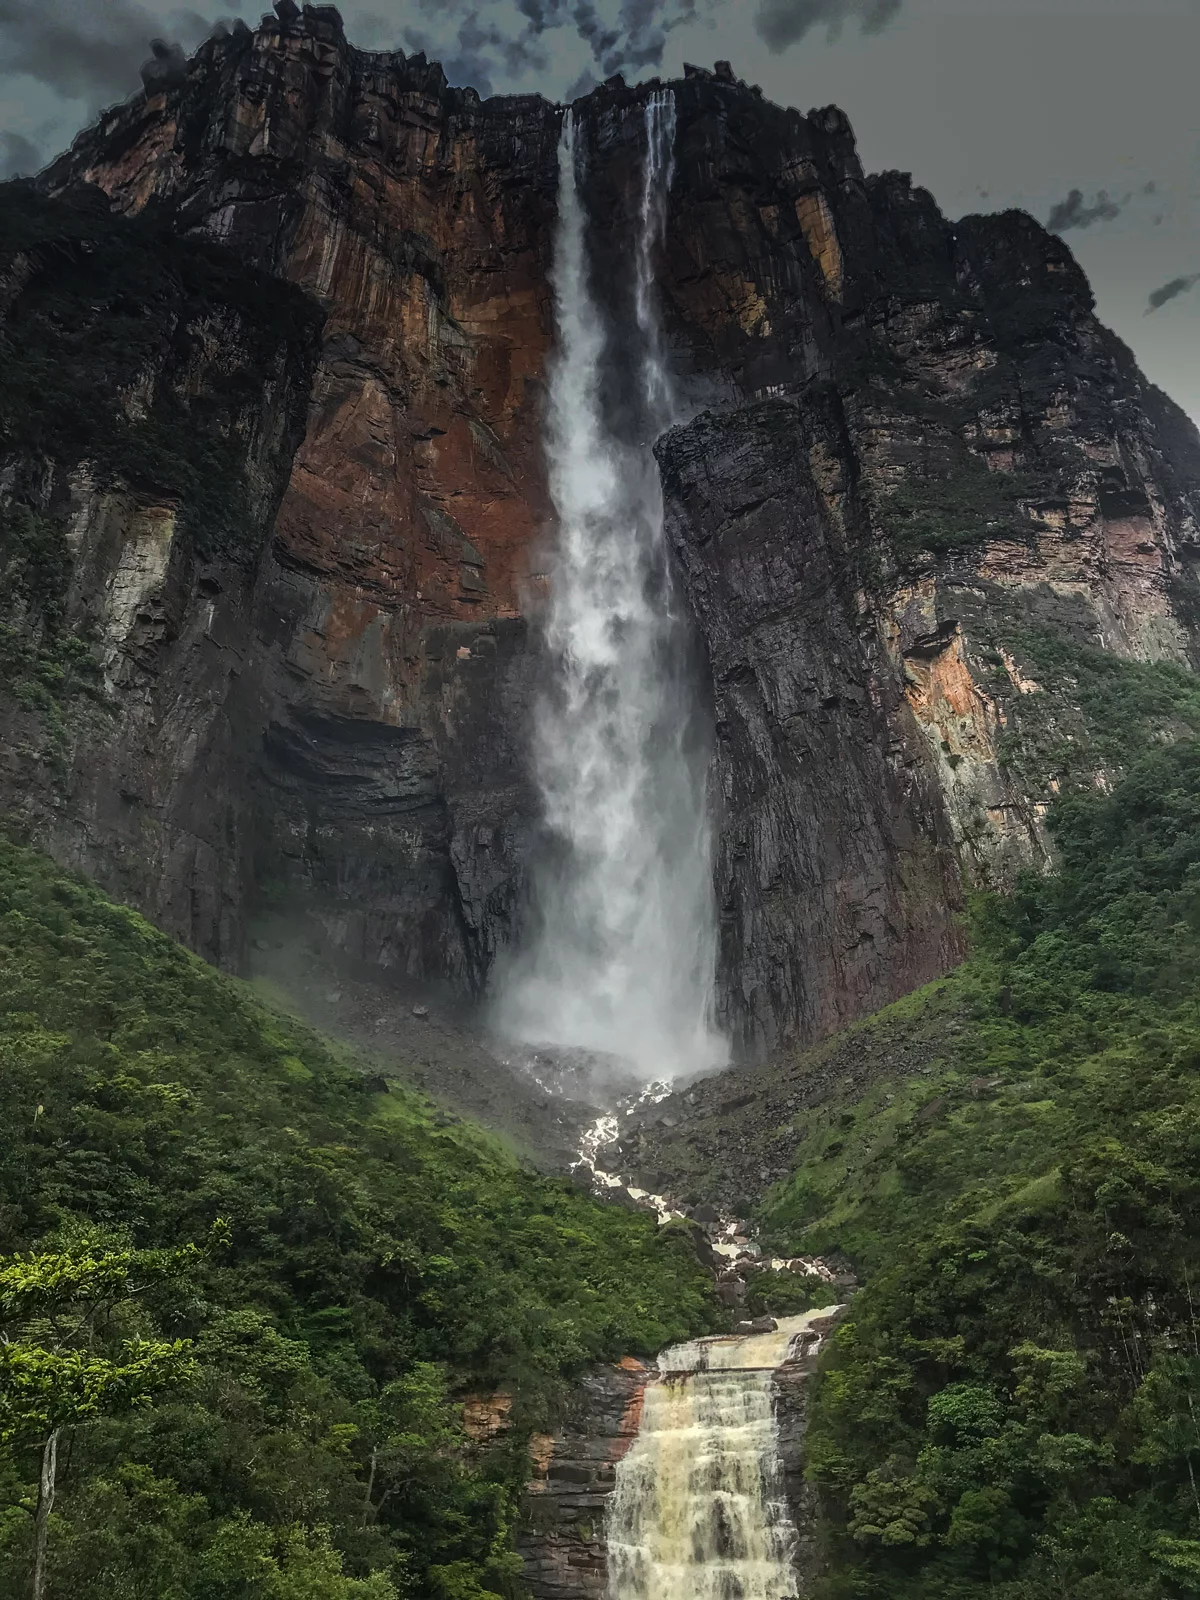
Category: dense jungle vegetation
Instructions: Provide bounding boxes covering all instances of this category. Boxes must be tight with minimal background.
[0,839,718,1600]
[761,739,1200,1598]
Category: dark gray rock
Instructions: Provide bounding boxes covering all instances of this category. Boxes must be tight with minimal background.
[659,399,966,1058]
[520,1360,651,1600]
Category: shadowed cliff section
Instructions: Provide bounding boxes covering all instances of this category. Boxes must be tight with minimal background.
[659,397,966,1057]
[1,9,1198,1062]
[0,180,321,959]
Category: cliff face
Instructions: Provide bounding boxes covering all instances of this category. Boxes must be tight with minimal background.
[0,184,320,958]
[520,1358,650,1600]
[30,7,564,985]
[6,6,1199,1052]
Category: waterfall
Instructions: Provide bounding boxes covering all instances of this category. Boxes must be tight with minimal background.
[607,1311,837,1600]
[497,92,726,1081]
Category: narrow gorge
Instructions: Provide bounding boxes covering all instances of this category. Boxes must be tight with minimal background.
[3,6,1200,1599]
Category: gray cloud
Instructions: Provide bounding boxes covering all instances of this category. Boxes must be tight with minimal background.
[754,0,903,51]
[1046,187,1125,232]
[395,0,690,94]
[0,129,43,178]
[1146,273,1200,313]
[0,0,237,112]
[0,0,901,133]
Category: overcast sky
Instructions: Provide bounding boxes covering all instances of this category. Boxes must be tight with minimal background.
[1,0,1197,423]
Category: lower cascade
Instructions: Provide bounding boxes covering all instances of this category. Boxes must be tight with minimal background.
[606,1310,840,1600]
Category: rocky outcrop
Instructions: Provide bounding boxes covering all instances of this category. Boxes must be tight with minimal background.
[775,1308,846,1588]
[0,183,321,959]
[654,177,1200,1047]
[520,1357,651,1599]
[660,399,966,1055]
[4,6,1198,1053]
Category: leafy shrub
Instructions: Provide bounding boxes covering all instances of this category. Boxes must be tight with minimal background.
[881,456,1043,562]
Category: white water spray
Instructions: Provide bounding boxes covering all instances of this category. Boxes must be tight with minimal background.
[498,93,725,1079]
[607,1311,839,1600]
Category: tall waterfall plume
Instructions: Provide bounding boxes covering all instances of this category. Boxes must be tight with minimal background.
[498,93,726,1080]
[606,1312,836,1600]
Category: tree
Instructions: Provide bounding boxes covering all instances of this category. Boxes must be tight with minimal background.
[0,1236,201,1599]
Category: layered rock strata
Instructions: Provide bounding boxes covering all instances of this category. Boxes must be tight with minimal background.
[517,1309,845,1597]
[520,1357,651,1600]
[2,5,1197,1052]
[0,184,321,958]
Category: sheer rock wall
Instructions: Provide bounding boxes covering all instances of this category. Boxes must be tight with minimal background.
[5,7,1197,1051]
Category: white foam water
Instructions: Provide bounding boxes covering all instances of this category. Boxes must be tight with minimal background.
[497,93,726,1081]
[607,1311,840,1600]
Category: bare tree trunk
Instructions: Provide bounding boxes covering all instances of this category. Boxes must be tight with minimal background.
[363,1445,377,1525]
[31,1427,58,1600]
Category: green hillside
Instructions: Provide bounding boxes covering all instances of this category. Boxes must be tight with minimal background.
[0,840,718,1600]
[758,743,1200,1597]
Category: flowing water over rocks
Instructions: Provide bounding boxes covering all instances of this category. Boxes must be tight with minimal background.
[605,1312,842,1600]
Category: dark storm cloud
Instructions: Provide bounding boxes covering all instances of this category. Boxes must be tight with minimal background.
[754,0,903,52]
[0,129,43,178]
[0,0,234,110]
[1146,273,1200,313]
[399,0,562,95]
[1046,187,1125,232]
[400,0,551,89]
[575,3,622,66]
[141,39,191,93]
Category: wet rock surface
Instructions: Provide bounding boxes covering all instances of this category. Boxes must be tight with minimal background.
[660,399,966,1057]
[774,1308,848,1589]
[519,1357,652,1600]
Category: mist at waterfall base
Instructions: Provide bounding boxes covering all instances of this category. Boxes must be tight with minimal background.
[495,95,727,1084]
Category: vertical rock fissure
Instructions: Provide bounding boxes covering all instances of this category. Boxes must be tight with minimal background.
[496,95,725,1079]
[606,1312,836,1600]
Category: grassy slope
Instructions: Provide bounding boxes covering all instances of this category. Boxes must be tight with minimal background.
[0,839,719,1600]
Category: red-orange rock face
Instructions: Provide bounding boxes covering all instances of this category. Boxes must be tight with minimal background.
[10,9,1199,1056]
[65,12,558,635]
[35,14,567,988]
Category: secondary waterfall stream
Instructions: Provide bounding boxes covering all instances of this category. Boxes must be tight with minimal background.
[607,1311,839,1600]
[497,93,726,1080]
